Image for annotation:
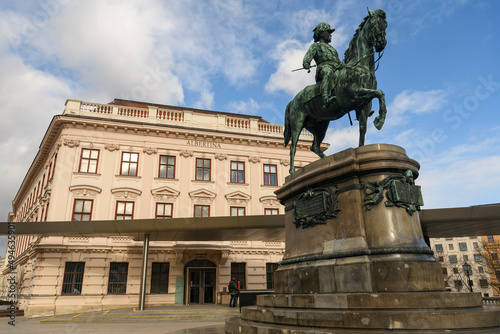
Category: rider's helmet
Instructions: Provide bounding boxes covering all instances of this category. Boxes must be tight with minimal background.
[313,22,335,42]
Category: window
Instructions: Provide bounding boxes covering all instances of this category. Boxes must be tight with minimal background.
[474,254,483,262]
[491,251,498,260]
[266,263,278,289]
[449,255,458,263]
[72,199,93,221]
[264,164,277,186]
[438,256,444,262]
[230,161,245,183]
[79,148,99,173]
[473,242,479,249]
[435,244,443,251]
[62,262,85,295]
[116,201,134,220]
[196,158,211,181]
[120,152,139,176]
[265,208,279,215]
[478,267,484,273]
[231,262,246,290]
[495,269,500,279]
[454,280,462,291]
[453,268,459,274]
[448,244,454,250]
[487,236,494,243]
[230,207,245,216]
[108,262,128,294]
[442,267,448,275]
[463,255,469,262]
[459,242,468,251]
[151,263,169,294]
[194,205,210,217]
[159,155,175,179]
[156,203,173,219]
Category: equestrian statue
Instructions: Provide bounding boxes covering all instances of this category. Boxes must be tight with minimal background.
[284,8,388,173]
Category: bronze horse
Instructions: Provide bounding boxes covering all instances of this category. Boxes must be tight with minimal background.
[284,9,388,173]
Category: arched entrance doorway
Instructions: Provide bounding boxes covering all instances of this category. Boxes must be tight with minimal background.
[185,260,216,305]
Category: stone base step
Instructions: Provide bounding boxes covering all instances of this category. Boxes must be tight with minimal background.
[239,305,500,330]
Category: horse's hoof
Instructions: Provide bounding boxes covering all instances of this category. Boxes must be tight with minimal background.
[374,116,385,130]
[368,110,375,117]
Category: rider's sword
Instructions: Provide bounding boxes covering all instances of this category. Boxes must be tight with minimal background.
[291,65,316,72]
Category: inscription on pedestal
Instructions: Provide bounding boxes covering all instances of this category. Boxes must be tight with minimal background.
[292,187,339,229]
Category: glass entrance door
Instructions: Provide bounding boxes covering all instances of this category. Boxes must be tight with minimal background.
[188,268,215,304]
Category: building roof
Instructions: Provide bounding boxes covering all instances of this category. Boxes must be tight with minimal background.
[2,204,499,241]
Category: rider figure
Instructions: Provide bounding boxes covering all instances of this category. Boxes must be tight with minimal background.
[303,22,342,110]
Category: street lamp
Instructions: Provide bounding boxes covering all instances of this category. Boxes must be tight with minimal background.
[462,261,473,292]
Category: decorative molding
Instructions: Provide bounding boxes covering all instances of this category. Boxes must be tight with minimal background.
[151,186,180,201]
[175,250,184,263]
[111,187,142,199]
[143,147,157,155]
[63,139,80,148]
[215,153,227,161]
[180,150,193,158]
[259,195,280,206]
[104,143,120,151]
[69,185,102,197]
[248,156,261,164]
[280,158,290,167]
[111,237,133,243]
[225,191,251,205]
[189,188,216,203]
[67,237,90,243]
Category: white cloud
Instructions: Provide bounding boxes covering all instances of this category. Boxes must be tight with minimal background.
[324,125,359,154]
[265,40,315,95]
[227,98,260,115]
[390,89,448,115]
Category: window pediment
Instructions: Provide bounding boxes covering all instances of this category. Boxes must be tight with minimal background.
[69,185,102,197]
[225,191,251,205]
[151,186,180,201]
[111,187,142,199]
[189,188,216,203]
[259,195,280,206]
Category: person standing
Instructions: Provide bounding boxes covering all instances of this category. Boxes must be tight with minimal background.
[228,277,238,307]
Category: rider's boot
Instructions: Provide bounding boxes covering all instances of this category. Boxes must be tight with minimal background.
[322,96,336,110]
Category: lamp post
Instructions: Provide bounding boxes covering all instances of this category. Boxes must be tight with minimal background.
[462,261,473,292]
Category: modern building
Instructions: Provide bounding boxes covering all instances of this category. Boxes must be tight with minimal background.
[1,98,325,317]
[430,237,494,297]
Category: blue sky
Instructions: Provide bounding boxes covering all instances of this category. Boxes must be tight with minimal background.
[1,0,499,254]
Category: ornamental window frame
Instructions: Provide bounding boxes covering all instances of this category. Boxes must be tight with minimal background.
[120,152,139,176]
[79,148,100,173]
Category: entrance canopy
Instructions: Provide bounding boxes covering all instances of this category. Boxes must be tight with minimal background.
[1,204,499,240]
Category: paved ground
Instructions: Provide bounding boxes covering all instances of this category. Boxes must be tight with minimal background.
[1,305,500,334]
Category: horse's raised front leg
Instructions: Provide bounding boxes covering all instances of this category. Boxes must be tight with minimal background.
[353,88,386,130]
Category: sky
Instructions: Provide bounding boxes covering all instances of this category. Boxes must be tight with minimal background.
[0,0,499,255]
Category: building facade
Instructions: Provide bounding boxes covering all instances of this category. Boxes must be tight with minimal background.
[2,98,325,317]
[430,237,494,297]
[481,235,500,296]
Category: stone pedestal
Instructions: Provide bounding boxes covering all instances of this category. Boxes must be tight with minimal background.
[225,144,500,333]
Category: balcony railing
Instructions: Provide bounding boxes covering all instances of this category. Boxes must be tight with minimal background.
[64,99,313,140]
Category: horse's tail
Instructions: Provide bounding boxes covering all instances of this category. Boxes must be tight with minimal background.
[284,102,292,147]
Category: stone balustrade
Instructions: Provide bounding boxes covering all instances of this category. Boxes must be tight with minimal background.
[483,297,500,306]
[64,99,313,141]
